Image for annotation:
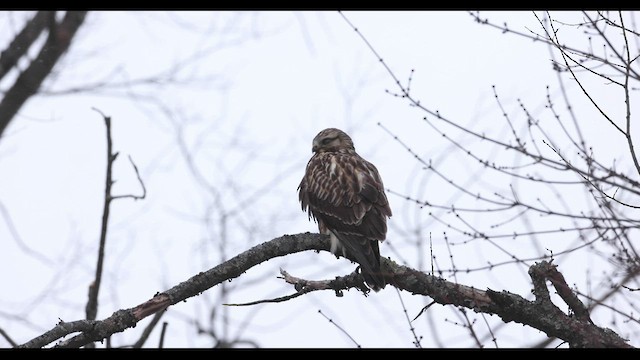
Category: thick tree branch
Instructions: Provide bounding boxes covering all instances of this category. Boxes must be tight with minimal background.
[0,11,87,138]
[18,233,327,348]
[388,259,629,347]
[16,233,632,348]
[19,319,99,348]
[0,11,53,81]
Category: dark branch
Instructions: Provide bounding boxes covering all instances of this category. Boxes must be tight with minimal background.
[0,327,18,347]
[317,309,361,348]
[19,319,98,348]
[15,233,629,348]
[132,311,165,348]
[110,155,147,201]
[158,322,168,349]
[529,261,592,323]
[0,11,87,138]
[224,268,369,306]
[0,11,52,81]
[85,109,114,325]
[0,200,53,265]
[18,233,328,348]
[84,109,146,350]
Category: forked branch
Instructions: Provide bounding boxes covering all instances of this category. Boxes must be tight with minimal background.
[16,233,631,348]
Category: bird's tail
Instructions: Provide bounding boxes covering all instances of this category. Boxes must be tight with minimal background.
[334,232,386,291]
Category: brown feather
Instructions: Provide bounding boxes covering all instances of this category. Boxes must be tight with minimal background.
[298,128,392,291]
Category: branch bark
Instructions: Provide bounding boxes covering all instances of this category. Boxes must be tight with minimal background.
[16,233,632,348]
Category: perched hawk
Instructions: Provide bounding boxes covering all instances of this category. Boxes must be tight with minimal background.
[298,128,392,291]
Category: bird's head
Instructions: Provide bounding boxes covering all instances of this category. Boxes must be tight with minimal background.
[311,128,355,154]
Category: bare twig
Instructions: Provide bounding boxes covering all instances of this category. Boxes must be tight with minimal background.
[158,322,168,349]
[537,12,625,135]
[110,155,147,201]
[225,268,369,306]
[480,313,498,348]
[543,140,640,209]
[85,109,116,326]
[0,327,18,347]
[395,288,422,348]
[85,109,146,348]
[412,300,436,322]
[132,311,166,348]
[223,291,306,306]
[317,309,360,348]
[470,11,639,81]
[0,200,53,265]
[583,11,640,81]
[458,307,483,348]
[617,12,640,179]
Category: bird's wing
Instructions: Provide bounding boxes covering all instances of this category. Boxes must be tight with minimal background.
[298,152,391,290]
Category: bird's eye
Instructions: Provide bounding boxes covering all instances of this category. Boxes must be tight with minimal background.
[322,137,333,145]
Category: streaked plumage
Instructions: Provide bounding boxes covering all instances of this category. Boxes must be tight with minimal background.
[298,128,392,291]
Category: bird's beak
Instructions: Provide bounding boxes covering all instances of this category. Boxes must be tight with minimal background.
[312,145,318,153]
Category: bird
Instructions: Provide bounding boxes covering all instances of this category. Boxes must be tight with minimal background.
[298,128,392,291]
